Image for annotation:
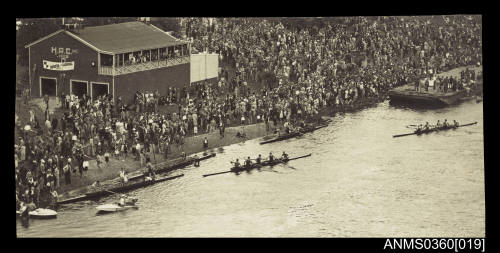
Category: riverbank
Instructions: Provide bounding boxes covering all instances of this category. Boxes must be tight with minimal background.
[20,64,481,204]
[58,96,392,200]
[23,65,481,203]
[57,122,273,199]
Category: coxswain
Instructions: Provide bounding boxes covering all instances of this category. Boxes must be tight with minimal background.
[453,120,459,127]
[244,157,252,169]
[269,152,274,162]
[256,154,262,164]
[233,159,241,169]
[443,119,449,128]
[281,151,289,161]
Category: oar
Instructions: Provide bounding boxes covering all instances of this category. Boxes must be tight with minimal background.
[203,170,232,177]
[105,189,120,195]
[230,158,258,163]
[287,154,312,161]
[407,124,436,129]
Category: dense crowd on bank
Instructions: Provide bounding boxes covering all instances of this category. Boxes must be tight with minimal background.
[185,16,481,109]
[15,16,482,209]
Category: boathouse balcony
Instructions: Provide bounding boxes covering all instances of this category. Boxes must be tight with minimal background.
[98,56,190,76]
[98,44,190,76]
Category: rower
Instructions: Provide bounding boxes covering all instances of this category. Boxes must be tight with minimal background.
[424,122,430,131]
[281,151,289,161]
[233,159,240,169]
[256,154,262,164]
[436,120,442,128]
[453,120,459,127]
[443,119,449,128]
[244,157,252,169]
[269,152,274,162]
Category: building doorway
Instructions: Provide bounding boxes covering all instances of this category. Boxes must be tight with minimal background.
[71,80,88,98]
[40,77,57,97]
[91,82,109,99]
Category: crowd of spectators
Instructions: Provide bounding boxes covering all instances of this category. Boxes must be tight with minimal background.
[184,16,481,111]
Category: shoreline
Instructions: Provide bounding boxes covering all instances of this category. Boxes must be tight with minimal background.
[56,95,387,201]
[17,65,482,204]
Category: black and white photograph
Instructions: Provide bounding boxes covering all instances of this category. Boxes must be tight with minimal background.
[15,16,484,239]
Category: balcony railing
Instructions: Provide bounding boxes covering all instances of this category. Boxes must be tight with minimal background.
[98,56,190,76]
[98,66,114,75]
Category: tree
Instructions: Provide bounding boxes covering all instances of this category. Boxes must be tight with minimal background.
[151,18,181,37]
[82,17,136,27]
[16,18,61,66]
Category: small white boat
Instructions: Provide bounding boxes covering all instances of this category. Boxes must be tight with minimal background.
[28,208,58,219]
[96,204,138,214]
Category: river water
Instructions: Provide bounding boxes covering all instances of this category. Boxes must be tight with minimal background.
[16,99,484,237]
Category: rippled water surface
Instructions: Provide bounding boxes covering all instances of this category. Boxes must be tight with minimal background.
[17,100,484,237]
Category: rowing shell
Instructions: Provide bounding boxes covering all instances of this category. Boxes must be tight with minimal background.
[202,154,312,177]
[57,174,184,205]
[260,120,331,145]
[393,122,477,138]
[85,174,184,199]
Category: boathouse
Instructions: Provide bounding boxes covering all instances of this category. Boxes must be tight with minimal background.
[25,21,191,103]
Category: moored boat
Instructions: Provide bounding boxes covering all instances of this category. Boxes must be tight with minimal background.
[56,195,88,205]
[96,203,138,214]
[28,208,58,219]
[57,174,184,205]
[84,174,184,199]
[128,153,216,181]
